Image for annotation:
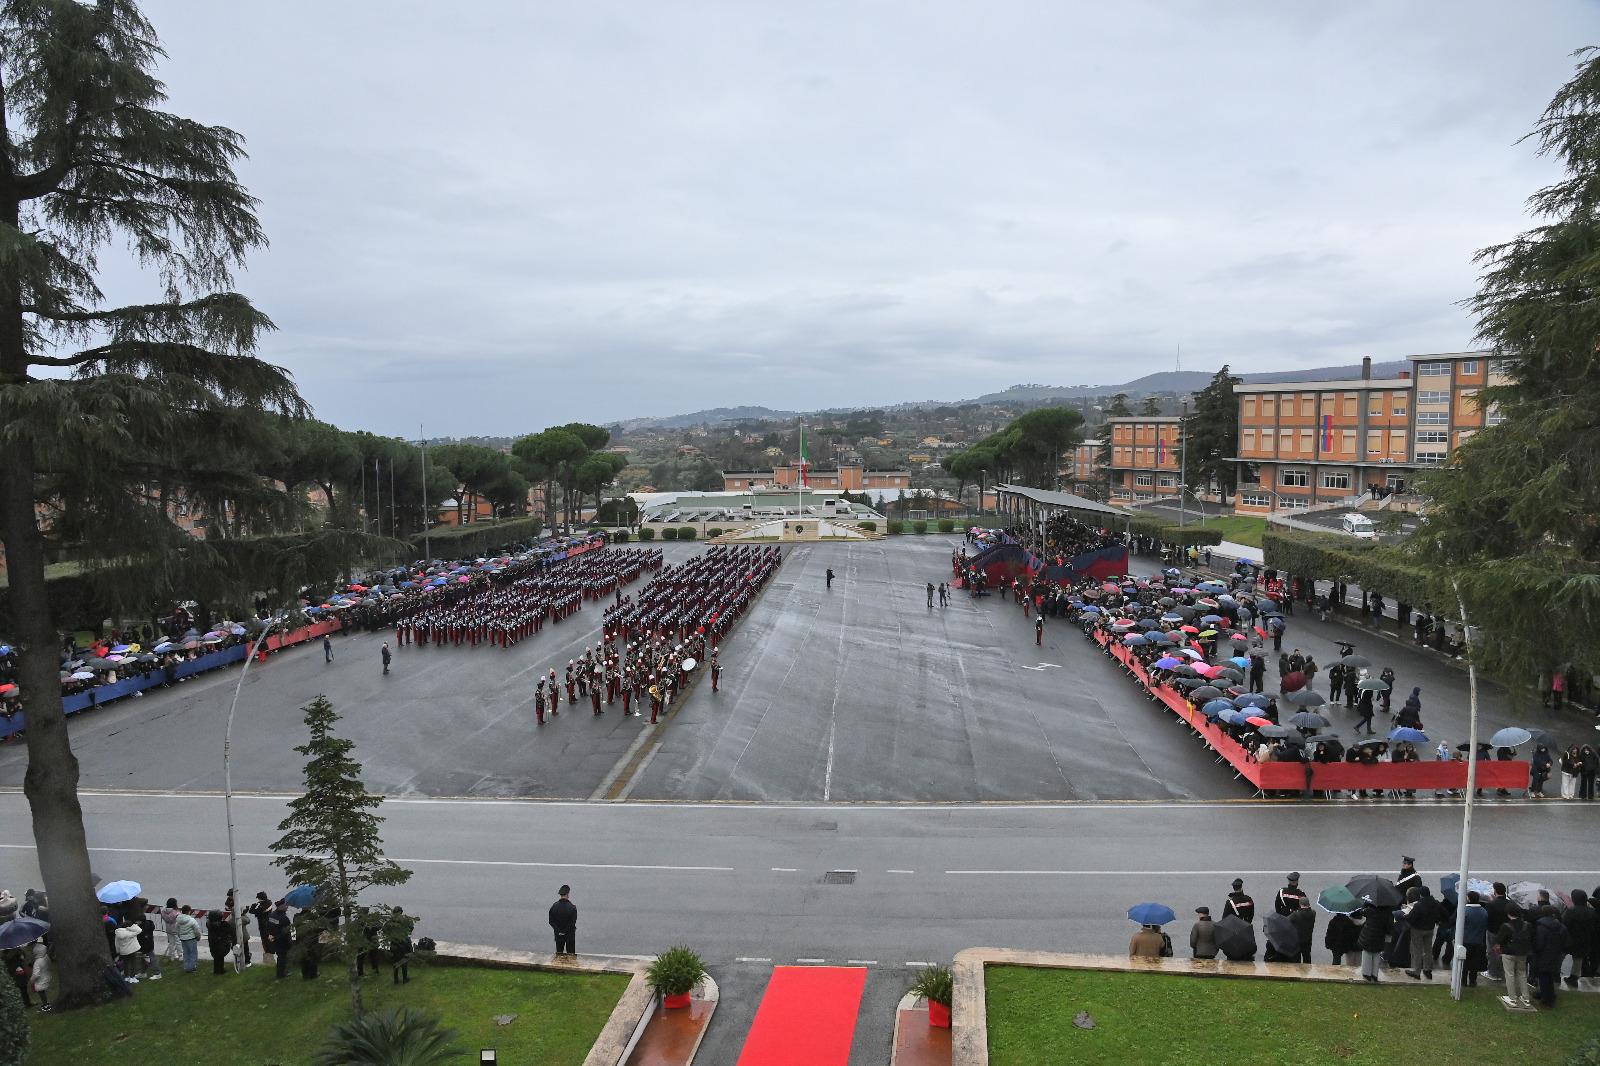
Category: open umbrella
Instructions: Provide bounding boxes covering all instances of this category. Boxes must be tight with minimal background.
[1316,885,1361,914]
[0,917,49,950]
[1191,686,1224,702]
[1258,723,1296,738]
[1439,874,1495,904]
[1263,912,1300,956]
[1153,656,1182,670]
[1489,727,1533,748]
[1233,693,1271,709]
[1244,715,1272,728]
[1388,727,1429,743]
[1345,874,1402,908]
[1357,677,1390,691]
[95,879,142,904]
[1287,711,1330,730]
[1127,903,1176,926]
[283,884,320,909]
[1284,689,1326,708]
[1279,670,1307,693]
[1212,914,1255,957]
[1339,654,1371,670]
[1229,655,1250,668]
[1507,881,1563,912]
[1212,667,1246,683]
[1201,699,1236,718]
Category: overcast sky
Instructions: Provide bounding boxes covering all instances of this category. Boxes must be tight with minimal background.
[125,1,1590,437]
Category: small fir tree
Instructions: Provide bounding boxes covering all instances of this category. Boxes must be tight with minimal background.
[272,695,413,1017]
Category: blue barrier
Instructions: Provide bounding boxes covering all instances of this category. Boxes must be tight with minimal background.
[1,642,253,739]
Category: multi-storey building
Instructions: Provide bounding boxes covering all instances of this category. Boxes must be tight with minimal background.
[1107,417,1182,502]
[1230,351,1496,514]
[1065,439,1105,496]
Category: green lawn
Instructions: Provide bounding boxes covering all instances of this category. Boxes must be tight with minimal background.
[985,966,1600,1066]
[1192,514,1267,548]
[28,959,630,1066]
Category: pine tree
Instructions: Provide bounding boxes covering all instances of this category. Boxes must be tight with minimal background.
[272,696,413,1017]
[1416,48,1600,689]
[0,0,312,1006]
[1180,366,1244,498]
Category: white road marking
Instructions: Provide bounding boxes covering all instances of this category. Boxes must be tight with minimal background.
[944,868,1600,876]
[904,961,933,967]
[21,790,1544,812]
[736,957,773,963]
[886,869,915,874]
[796,958,827,964]
[0,842,733,873]
[771,867,798,872]
[822,717,837,802]
[847,959,879,966]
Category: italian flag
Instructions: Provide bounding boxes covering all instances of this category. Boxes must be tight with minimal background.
[798,423,809,487]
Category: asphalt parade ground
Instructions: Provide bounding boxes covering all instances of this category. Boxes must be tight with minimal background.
[2,535,1593,802]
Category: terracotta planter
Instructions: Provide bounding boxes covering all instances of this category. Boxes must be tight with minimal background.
[928,1000,951,1028]
[662,991,692,1009]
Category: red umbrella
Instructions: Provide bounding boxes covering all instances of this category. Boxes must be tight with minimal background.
[1245,715,1271,727]
[1281,670,1307,693]
[1254,625,1268,638]
[1180,625,1200,634]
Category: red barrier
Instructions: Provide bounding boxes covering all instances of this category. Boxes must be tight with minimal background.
[263,617,345,652]
[1092,630,1529,793]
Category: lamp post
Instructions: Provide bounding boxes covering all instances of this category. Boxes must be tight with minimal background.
[224,613,284,971]
[1447,573,1480,1001]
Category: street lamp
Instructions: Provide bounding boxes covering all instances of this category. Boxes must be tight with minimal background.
[224,612,286,971]
[1446,573,1481,1002]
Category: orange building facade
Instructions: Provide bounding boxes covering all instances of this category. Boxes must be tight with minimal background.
[1231,352,1496,514]
[722,463,910,492]
[1066,439,1105,496]
[1107,417,1182,502]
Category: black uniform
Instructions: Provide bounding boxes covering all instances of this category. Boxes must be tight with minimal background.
[1395,863,1422,897]
[1224,891,1256,924]
[1274,883,1308,916]
[266,907,292,978]
[549,896,577,955]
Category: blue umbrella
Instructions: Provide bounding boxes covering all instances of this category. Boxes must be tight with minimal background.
[0,645,11,655]
[1388,727,1429,743]
[284,884,321,908]
[1122,633,1148,646]
[1218,709,1244,725]
[1080,605,1101,614]
[1229,656,1250,668]
[1233,693,1271,709]
[0,917,49,950]
[96,880,141,904]
[1489,727,1532,748]
[1201,698,1235,718]
[1202,614,1226,624]
[1153,656,1182,670]
[1128,902,1177,926]
[1136,619,1160,630]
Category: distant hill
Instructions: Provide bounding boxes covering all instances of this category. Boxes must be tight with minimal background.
[616,360,1416,429]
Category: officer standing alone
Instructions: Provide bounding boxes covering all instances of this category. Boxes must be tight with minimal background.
[549,885,577,957]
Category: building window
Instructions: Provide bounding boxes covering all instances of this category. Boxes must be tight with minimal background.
[1321,471,1351,490]
[1417,362,1451,376]
[1261,429,1275,450]
[1486,407,1505,426]
[1393,403,1408,416]
[1342,393,1357,416]
[1158,475,1176,487]
[1135,474,1154,487]
[1262,397,1276,416]
[1240,493,1272,508]
[1413,452,1447,465]
[1281,469,1309,487]
[1414,430,1449,444]
[1366,430,1383,454]
[1368,399,1383,416]
[1488,357,1513,376]
[1242,396,1256,417]
[1298,429,1312,452]
[1417,390,1449,405]
[1301,392,1315,408]
[1416,411,1449,426]
[1459,359,1478,374]
[1279,497,1310,511]
[1341,430,1356,451]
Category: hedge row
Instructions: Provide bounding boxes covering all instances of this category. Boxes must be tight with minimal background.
[1261,528,1433,604]
[1127,515,1223,547]
[411,516,543,558]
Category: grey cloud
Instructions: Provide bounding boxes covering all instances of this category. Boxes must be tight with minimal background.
[119,0,1592,436]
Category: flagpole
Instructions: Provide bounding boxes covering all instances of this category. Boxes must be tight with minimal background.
[797,421,804,524]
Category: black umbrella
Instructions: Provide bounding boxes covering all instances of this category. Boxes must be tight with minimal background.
[1284,689,1326,708]
[1258,723,1296,739]
[1287,711,1330,730]
[1263,912,1300,956]
[1311,738,1346,759]
[1346,874,1402,908]
[1191,686,1225,702]
[1212,914,1256,956]
[1213,667,1246,682]
[1339,654,1371,670]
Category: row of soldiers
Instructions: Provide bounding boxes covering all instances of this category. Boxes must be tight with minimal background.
[531,546,779,727]
[390,549,663,649]
[602,545,782,648]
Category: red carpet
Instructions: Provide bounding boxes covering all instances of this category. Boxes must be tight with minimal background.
[736,966,867,1066]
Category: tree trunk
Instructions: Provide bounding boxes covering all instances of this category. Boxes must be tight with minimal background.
[0,445,109,1010]
[336,853,363,1018]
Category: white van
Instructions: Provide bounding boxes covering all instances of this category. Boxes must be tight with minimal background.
[1340,513,1378,540]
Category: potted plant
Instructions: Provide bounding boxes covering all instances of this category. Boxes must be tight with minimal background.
[910,964,953,1028]
[647,946,707,1010]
